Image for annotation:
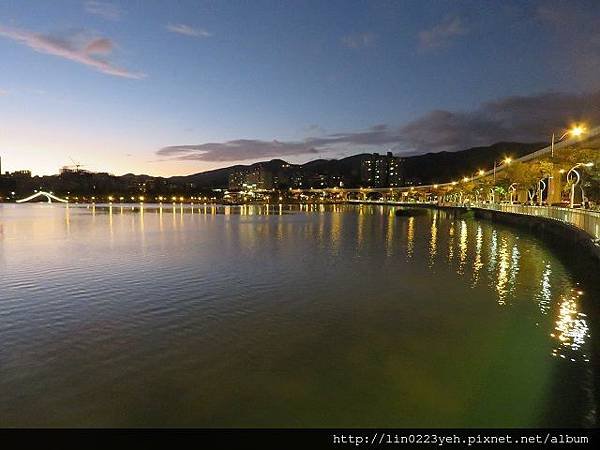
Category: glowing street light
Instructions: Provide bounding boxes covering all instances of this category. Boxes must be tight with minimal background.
[551,124,587,157]
[570,125,586,137]
[492,157,512,184]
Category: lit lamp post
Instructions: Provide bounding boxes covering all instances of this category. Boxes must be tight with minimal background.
[468,170,485,204]
[551,125,586,158]
[492,158,512,203]
[567,162,594,208]
[493,157,512,183]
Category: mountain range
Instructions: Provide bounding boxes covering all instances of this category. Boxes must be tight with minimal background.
[1,141,548,197]
[169,141,547,188]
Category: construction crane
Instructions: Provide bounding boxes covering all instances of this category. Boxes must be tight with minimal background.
[69,156,85,172]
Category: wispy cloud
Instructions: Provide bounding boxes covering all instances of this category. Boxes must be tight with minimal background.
[341,32,376,49]
[166,23,212,38]
[158,90,600,161]
[158,140,318,162]
[84,1,122,21]
[0,88,8,96]
[0,25,145,79]
[418,16,467,50]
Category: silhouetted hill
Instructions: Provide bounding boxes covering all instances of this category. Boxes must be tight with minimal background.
[401,141,546,185]
[177,141,547,187]
[1,141,549,197]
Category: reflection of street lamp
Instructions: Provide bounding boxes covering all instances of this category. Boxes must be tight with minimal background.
[551,124,587,157]
[567,162,594,208]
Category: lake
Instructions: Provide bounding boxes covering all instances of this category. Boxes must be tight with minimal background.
[0,203,596,427]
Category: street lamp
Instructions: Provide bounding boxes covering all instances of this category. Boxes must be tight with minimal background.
[567,162,594,208]
[491,158,512,203]
[493,157,512,183]
[551,124,587,157]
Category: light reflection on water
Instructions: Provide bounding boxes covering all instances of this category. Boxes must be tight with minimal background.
[0,203,596,427]
[551,291,591,362]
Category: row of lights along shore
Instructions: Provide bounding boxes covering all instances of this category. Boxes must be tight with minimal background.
[448,124,590,186]
[65,196,215,203]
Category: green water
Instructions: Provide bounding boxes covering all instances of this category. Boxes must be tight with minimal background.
[0,203,596,426]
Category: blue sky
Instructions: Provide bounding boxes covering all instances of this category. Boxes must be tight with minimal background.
[1,0,600,176]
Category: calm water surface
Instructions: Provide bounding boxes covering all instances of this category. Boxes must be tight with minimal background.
[0,203,596,426]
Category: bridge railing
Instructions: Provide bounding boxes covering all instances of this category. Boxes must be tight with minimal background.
[475,203,600,240]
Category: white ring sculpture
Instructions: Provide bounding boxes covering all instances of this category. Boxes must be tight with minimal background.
[16,191,68,204]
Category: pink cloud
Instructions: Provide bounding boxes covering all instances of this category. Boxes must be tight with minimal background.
[84,37,113,55]
[0,25,144,79]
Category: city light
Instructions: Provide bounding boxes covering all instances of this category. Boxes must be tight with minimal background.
[478,170,485,176]
[504,157,512,164]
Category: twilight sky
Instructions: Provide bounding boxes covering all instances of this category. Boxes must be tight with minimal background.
[1,0,600,176]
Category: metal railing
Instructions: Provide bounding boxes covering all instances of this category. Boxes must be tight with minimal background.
[349,198,600,240]
[475,203,600,240]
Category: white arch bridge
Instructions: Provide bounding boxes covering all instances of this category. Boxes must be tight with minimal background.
[16,191,68,204]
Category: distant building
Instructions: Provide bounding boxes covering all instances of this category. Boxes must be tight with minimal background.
[228,165,273,190]
[7,170,32,178]
[60,166,91,175]
[360,152,403,187]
